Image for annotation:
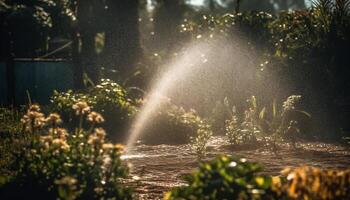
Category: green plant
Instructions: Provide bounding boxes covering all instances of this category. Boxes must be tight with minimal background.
[225,113,241,145]
[273,166,350,199]
[0,0,76,57]
[0,106,24,134]
[223,95,311,150]
[0,106,26,177]
[165,155,350,200]
[139,97,212,158]
[50,79,136,140]
[223,96,262,146]
[182,3,350,136]
[189,116,212,160]
[165,155,275,200]
[0,103,132,199]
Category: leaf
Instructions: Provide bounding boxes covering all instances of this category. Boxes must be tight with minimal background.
[272,99,277,119]
[259,107,266,120]
[251,96,257,108]
[255,176,265,187]
[224,97,230,108]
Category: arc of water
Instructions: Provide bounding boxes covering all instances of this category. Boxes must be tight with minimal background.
[126,42,212,150]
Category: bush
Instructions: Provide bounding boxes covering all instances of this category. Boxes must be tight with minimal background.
[274,166,350,199]
[165,155,350,200]
[0,106,26,177]
[165,155,275,200]
[50,79,136,141]
[0,103,132,200]
[0,106,24,134]
[223,95,311,148]
[138,97,212,158]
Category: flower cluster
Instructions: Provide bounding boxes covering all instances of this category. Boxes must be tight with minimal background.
[72,101,91,115]
[46,113,62,127]
[20,104,46,133]
[88,127,106,146]
[5,101,131,199]
[87,111,105,124]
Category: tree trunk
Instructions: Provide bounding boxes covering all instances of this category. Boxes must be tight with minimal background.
[103,0,142,81]
[153,0,186,52]
[76,0,99,85]
[71,30,84,89]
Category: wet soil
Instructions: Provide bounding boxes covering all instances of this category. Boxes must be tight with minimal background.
[123,136,350,199]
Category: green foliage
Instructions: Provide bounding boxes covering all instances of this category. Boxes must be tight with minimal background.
[189,114,212,159]
[225,111,241,145]
[274,166,350,199]
[140,98,212,158]
[165,155,275,200]
[0,106,24,134]
[181,11,273,46]
[0,107,27,179]
[50,79,136,140]
[0,0,75,56]
[166,155,350,200]
[0,103,132,199]
[182,3,350,134]
[222,95,311,148]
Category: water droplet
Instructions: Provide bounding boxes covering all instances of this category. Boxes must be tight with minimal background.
[229,161,237,167]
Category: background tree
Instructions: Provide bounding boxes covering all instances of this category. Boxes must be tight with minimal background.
[101,0,143,82]
[152,0,190,53]
[75,0,103,84]
[216,0,307,13]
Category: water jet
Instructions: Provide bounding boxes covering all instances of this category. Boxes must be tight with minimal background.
[125,37,275,150]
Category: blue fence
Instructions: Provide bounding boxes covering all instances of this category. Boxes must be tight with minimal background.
[0,60,74,105]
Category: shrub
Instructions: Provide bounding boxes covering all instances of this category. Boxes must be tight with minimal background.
[273,166,350,199]
[0,103,132,200]
[223,95,311,148]
[50,79,136,141]
[0,106,24,134]
[0,106,26,177]
[165,155,275,200]
[225,112,241,145]
[138,97,212,158]
[166,155,350,200]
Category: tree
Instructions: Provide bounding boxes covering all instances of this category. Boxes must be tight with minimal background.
[75,0,102,85]
[101,0,143,81]
[152,0,189,52]
[216,0,307,13]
